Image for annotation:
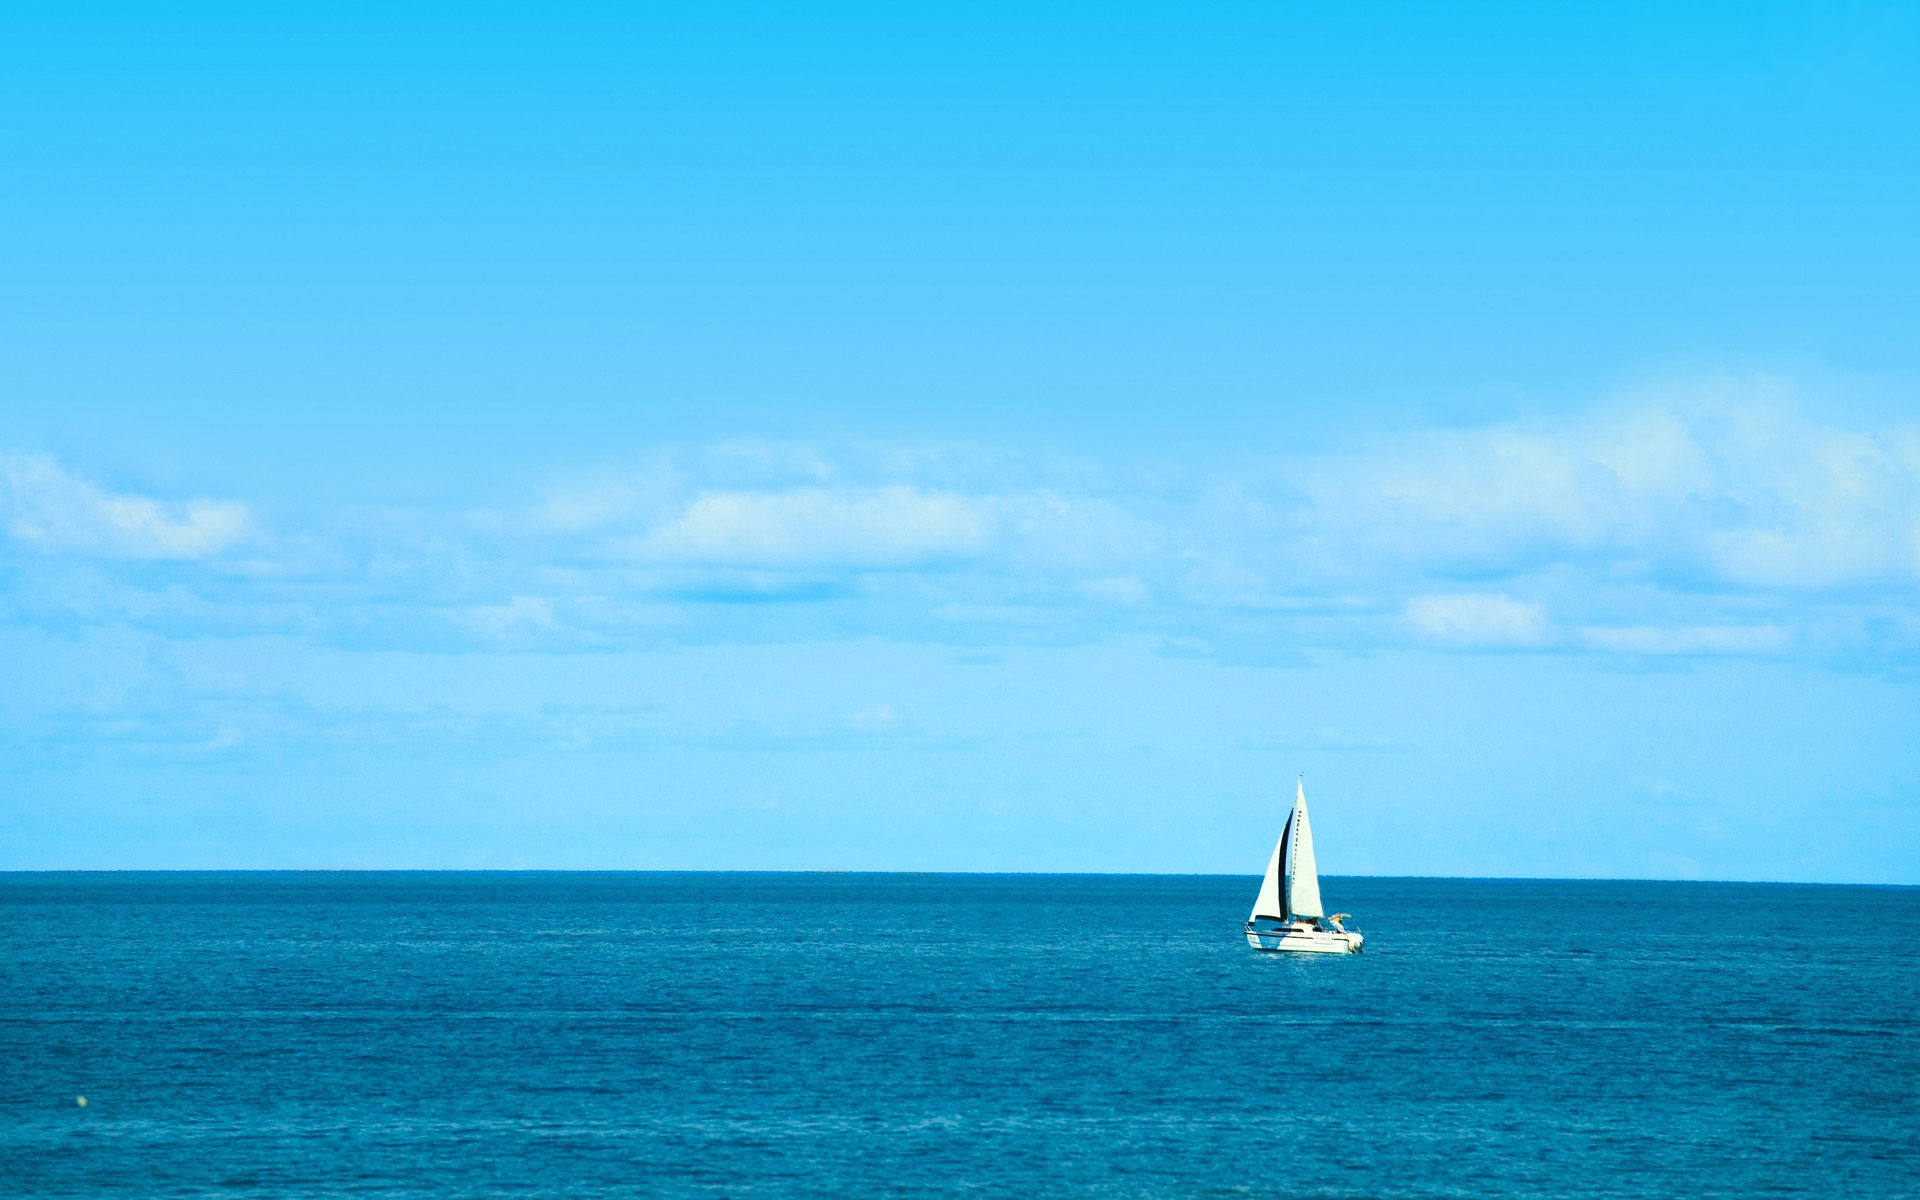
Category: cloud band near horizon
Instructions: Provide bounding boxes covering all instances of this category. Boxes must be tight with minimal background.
[5,378,1915,664]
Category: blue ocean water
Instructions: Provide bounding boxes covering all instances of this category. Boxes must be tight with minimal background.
[2,873,1915,1198]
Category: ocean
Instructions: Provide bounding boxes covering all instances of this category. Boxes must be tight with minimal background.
[2,872,1915,1197]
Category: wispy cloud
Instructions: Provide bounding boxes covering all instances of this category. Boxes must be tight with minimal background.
[2,455,250,560]
[463,595,556,635]
[847,703,902,734]
[1580,624,1791,655]
[633,486,995,568]
[1405,593,1546,646]
[1077,576,1152,605]
[6,379,1918,665]
[1292,385,1920,592]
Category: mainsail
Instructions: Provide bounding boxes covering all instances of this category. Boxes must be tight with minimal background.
[1248,779,1327,923]
[1286,779,1324,919]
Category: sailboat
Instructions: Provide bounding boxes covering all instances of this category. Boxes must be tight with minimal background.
[1245,779,1363,953]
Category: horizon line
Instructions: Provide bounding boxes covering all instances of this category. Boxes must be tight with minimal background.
[0,868,1910,888]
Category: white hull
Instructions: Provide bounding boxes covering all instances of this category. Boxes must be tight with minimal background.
[1245,781,1363,954]
[1245,927,1363,954]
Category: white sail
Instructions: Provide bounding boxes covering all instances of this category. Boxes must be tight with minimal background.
[1286,780,1324,919]
[1248,813,1290,921]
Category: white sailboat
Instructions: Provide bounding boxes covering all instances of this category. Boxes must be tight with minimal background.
[1245,779,1363,953]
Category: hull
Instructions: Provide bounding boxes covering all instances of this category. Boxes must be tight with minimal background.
[1245,927,1362,954]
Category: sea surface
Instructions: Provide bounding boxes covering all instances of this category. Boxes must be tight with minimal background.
[2,873,1915,1198]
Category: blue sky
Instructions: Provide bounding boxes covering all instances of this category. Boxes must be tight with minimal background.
[3,2,1918,880]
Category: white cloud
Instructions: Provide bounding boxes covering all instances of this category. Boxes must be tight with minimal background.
[1405,593,1547,645]
[2,455,250,560]
[1077,576,1151,605]
[635,486,994,568]
[534,475,674,534]
[464,596,556,634]
[197,725,244,751]
[10,382,1914,668]
[481,390,1920,661]
[1295,385,1920,591]
[847,703,901,733]
[1581,624,1790,655]
[999,491,1154,571]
